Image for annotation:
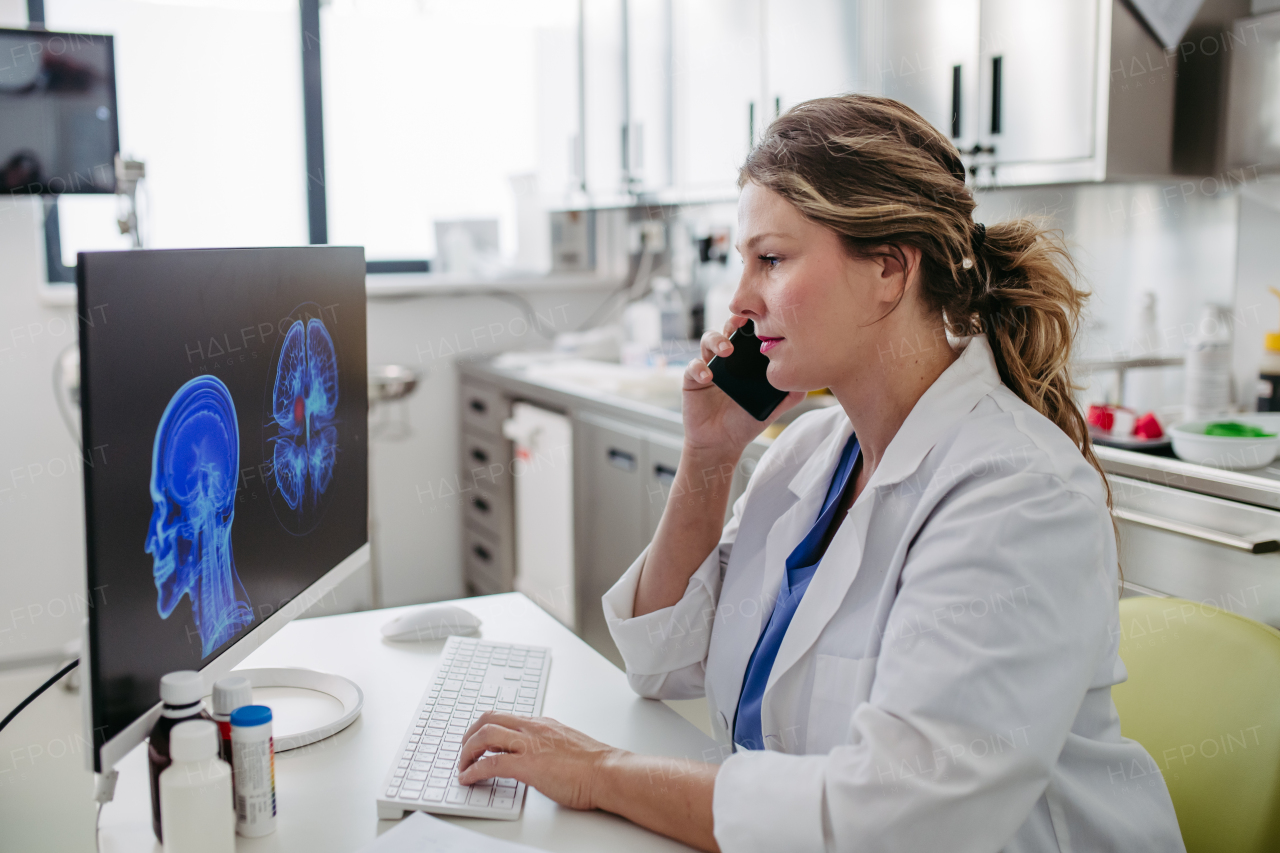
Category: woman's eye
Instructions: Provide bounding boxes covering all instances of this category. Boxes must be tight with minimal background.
[758,255,779,267]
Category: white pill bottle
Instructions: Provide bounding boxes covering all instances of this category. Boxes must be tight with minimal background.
[230,705,277,837]
[158,720,235,853]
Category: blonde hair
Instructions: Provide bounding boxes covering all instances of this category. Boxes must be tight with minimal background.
[741,94,1110,503]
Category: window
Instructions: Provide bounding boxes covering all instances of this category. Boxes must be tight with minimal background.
[319,0,576,263]
[47,0,307,257]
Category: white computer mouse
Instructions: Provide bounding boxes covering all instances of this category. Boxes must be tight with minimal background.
[380,603,482,642]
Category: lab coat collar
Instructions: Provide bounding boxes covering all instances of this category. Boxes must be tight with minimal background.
[784,335,999,498]
[760,335,1002,712]
[785,413,857,499]
[862,333,1001,491]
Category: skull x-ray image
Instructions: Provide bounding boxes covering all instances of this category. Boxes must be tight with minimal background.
[144,375,254,658]
[266,305,341,534]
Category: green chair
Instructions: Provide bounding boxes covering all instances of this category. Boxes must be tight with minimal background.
[1112,596,1280,853]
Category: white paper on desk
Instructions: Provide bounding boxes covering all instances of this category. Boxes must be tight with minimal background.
[358,811,547,853]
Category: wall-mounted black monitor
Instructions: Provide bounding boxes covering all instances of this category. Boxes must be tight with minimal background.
[0,27,119,195]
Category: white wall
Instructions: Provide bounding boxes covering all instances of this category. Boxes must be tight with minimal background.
[364,288,607,607]
[0,200,88,667]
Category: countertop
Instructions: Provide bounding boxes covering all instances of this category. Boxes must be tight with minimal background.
[461,353,1280,511]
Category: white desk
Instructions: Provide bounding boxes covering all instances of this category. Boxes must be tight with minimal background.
[88,593,719,852]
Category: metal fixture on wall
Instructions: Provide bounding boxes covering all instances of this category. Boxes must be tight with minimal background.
[367,364,422,608]
[114,154,146,248]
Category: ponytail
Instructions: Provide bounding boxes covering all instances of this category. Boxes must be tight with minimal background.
[973,220,1104,487]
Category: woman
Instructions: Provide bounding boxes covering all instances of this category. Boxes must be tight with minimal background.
[457,96,1184,852]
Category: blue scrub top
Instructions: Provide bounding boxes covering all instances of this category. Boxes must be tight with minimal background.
[733,432,861,751]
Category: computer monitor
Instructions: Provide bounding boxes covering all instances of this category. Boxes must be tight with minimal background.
[76,247,369,774]
[0,27,119,194]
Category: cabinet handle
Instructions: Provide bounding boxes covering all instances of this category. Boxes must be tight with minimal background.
[748,101,755,149]
[472,543,492,562]
[470,447,489,464]
[990,56,1003,135]
[472,496,490,514]
[607,448,637,471]
[469,398,488,415]
[1112,508,1280,554]
[951,65,962,139]
[653,463,677,485]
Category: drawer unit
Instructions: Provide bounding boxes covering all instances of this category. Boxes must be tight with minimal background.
[460,381,508,437]
[1110,475,1280,628]
[460,430,506,487]
[464,486,510,540]
[463,524,513,596]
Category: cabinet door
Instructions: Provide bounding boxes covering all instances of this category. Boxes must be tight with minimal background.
[576,416,648,666]
[1225,12,1280,172]
[764,0,860,115]
[643,431,684,540]
[978,0,1100,167]
[672,0,763,194]
[627,0,673,193]
[584,0,628,198]
[881,0,980,151]
[535,18,584,200]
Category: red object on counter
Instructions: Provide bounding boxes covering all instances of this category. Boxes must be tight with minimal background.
[1133,412,1164,439]
[1087,404,1114,432]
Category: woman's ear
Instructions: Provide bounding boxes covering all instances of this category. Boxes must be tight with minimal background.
[873,244,922,303]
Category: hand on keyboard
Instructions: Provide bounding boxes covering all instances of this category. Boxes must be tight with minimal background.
[378,638,552,820]
[457,711,623,812]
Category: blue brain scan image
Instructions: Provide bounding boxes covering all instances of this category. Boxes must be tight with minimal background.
[144,376,255,658]
[266,310,340,534]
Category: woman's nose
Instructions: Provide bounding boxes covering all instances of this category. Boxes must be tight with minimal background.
[728,275,762,319]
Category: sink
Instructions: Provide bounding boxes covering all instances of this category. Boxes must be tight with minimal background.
[523,360,684,411]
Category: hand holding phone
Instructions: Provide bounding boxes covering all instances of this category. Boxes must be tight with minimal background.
[706,320,790,421]
[682,317,803,455]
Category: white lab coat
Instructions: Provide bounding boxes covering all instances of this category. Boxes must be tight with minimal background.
[603,335,1184,853]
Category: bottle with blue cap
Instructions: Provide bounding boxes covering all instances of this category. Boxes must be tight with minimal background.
[230,704,277,837]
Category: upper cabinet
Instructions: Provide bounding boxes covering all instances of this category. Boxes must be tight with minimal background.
[1225,10,1280,174]
[626,0,674,194]
[977,0,1102,173]
[883,0,1190,186]
[763,0,861,116]
[583,0,628,200]
[552,0,1242,206]
[881,0,980,153]
[670,0,763,196]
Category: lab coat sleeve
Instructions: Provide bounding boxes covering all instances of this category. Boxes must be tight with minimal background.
[713,472,1115,853]
[601,491,744,700]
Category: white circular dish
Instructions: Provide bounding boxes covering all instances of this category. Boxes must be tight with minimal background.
[206,667,363,752]
[1170,420,1280,470]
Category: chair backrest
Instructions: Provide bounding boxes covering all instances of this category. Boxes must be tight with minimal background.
[1113,596,1280,853]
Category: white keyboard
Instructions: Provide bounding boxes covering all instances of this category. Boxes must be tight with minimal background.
[376,636,551,821]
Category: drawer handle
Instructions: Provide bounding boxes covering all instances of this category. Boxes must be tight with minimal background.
[472,543,492,562]
[469,398,488,414]
[1112,508,1280,554]
[472,497,490,514]
[470,447,489,463]
[607,448,636,471]
[653,463,677,485]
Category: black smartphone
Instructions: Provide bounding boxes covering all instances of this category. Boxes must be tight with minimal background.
[707,320,790,421]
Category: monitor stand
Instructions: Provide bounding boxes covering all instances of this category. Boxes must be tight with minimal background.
[224,668,363,751]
